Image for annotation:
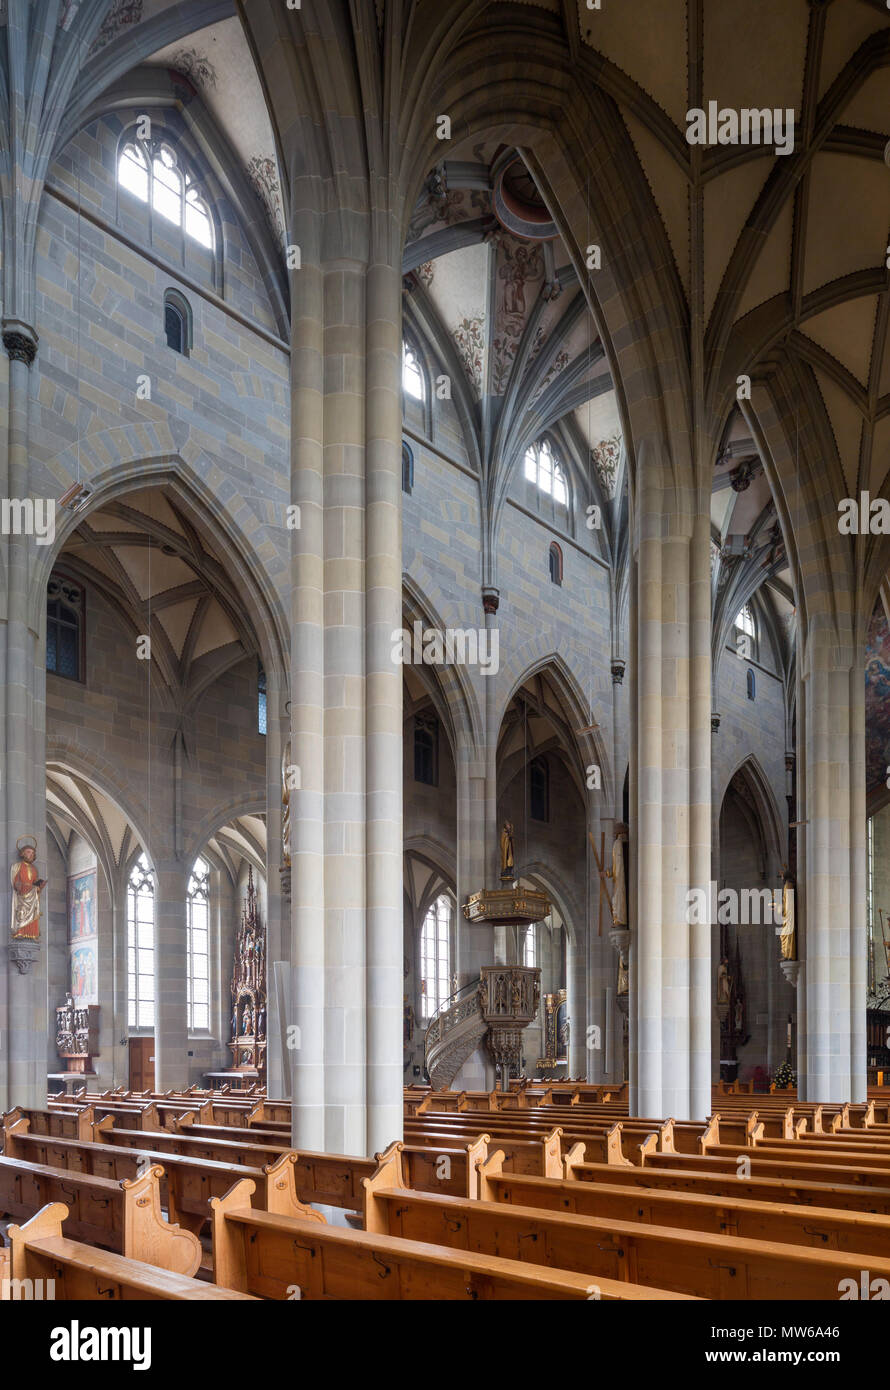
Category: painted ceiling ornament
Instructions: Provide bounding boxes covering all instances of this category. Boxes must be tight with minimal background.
[405,177,489,247]
[453,313,485,395]
[492,234,544,394]
[591,431,622,500]
[246,156,287,253]
[530,347,570,406]
[169,48,218,92]
[492,154,558,242]
[89,0,142,55]
[729,458,757,492]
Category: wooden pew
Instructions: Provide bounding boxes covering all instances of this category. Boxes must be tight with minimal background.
[476,1163,890,1257]
[643,1150,890,1192]
[4,1204,256,1301]
[0,1155,201,1274]
[209,1176,645,1300]
[2,1116,324,1235]
[562,1156,890,1215]
[360,1158,890,1300]
[4,1105,95,1143]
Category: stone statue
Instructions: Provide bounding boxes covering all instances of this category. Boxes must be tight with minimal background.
[281,738,292,868]
[500,821,515,879]
[11,836,46,941]
[617,951,629,996]
[603,823,628,928]
[779,868,796,961]
[495,973,507,1011]
[717,956,731,1003]
[734,995,744,1033]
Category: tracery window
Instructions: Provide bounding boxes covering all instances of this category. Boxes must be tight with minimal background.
[402,343,424,401]
[524,439,568,506]
[127,854,155,1030]
[420,894,452,1021]
[118,139,213,250]
[258,662,267,736]
[47,573,84,682]
[187,857,210,1032]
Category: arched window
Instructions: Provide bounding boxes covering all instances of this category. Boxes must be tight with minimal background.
[402,343,424,400]
[127,853,155,1029]
[734,604,755,638]
[47,573,84,682]
[258,661,267,735]
[734,604,756,660]
[402,442,415,494]
[118,138,214,250]
[524,439,567,506]
[187,857,210,1032]
[164,290,191,355]
[549,541,563,586]
[420,893,452,1020]
[522,922,537,968]
[747,667,756,701]
[530,756,549,822]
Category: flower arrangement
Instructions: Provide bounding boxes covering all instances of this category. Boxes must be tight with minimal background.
[772,1060,796,1091]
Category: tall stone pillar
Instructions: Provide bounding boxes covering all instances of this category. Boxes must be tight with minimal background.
[288,215,326,1151]
[287,221,404,1156]
[152,860,189,1091]
[633,445,712,1120]
[3,323,46,1110]
[800,631,866,1101]
[364,254,404,1156]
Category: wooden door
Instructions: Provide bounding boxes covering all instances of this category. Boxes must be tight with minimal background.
[128,1037,155,1091]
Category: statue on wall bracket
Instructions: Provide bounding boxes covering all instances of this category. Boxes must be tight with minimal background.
[11,835,45,942]
[778,865,796,962]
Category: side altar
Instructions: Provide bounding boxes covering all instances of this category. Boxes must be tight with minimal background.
[224,868,267,1084]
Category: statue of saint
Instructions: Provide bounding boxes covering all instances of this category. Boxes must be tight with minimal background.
[779,868,796,961]
[281,739,292,868]
[510,976,522,1013]
[499,821,515,879]
[11,836,45,941]
[717,956,731,1004]
[603,823,628,928]
[617,951,629,996]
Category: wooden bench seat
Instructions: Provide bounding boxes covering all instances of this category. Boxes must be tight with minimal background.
[4,1203,255,1300]
[476,1164,890,1256]
[563,1157,890,1213]
[2,1119,323,1234]
[361,1169,890,1300]
[209,1178,662,1300]
[0,1155,201,1274]
[644,1150,890,1190]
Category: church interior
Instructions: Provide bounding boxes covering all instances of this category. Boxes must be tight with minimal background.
[3,0,890,1318]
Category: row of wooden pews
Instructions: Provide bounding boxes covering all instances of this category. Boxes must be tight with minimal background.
[5,1079,890,1300]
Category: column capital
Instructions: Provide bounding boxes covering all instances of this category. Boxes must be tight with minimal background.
[610,658,626,685]
[711,711,721,733]
[2,319,38,366]
[482,586,500,615]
